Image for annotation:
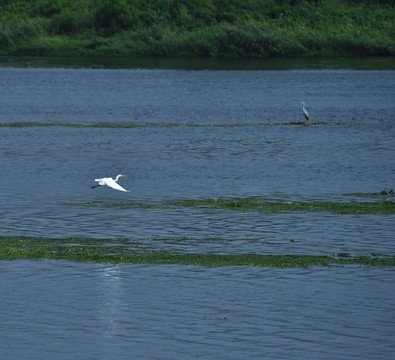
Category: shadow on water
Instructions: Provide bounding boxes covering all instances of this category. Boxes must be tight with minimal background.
[1,55,395,70]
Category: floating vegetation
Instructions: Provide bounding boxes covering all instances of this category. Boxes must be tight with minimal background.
[0,236,394,267]
[286,121,321,126]
[344,189,395,198]
[0,121,355,129]
[66,198,395,215]
[169,198,395,215]
[0,121,181,129]
[65,201,169,210]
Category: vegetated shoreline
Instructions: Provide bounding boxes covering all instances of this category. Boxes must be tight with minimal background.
[0,0,394,58]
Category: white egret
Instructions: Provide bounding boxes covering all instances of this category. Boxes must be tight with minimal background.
[301,102,309,122]
[91,174,129,192]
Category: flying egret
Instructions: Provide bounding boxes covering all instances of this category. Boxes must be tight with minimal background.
[301,102,309,122]
[91,174,129,192]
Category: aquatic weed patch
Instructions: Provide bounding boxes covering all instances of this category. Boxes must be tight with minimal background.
[0,122,85,128]
[65,201,169,210]
[0,121,177,129]
[0,121,362,129]
[344,189,395,198]
[65,198,395,214]
[0,121,246,128]
[168,198,395,215]
[0,235,133,246]
[1,236,394,267]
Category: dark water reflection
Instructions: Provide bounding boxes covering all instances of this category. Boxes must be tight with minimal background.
[1,55,395,70]
[0,58,394,359]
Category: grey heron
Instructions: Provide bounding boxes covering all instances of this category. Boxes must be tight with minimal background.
[301,102,309,122]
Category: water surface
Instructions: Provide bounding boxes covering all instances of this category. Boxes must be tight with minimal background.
[0,64,394,255]
[0,57,394,359]
[1,260,394,360]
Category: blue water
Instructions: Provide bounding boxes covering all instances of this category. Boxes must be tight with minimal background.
[0,57,394,359]
[1,261,394,360]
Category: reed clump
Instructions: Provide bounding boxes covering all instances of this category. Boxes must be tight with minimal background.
[1,0,394,57]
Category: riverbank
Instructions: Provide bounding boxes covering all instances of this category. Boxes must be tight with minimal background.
[1,0,394,57]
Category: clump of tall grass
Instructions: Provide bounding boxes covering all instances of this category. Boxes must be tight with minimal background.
[0,17,50,49]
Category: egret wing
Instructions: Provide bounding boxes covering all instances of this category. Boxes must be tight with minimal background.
[94,178,105,186]
[104,178,129,192]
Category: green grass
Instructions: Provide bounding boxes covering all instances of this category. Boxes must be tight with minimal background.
[1,236,394,267]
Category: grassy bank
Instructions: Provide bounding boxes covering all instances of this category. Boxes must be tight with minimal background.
[1,0,394,57]
[1,236,394,266]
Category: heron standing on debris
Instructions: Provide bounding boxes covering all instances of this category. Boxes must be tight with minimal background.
[91,174,129,192]
[301,102,309,122]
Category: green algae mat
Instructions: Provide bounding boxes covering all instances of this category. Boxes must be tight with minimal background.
[3,193,394,266]
[0,121,364,128]
[1,237,394,267]
[67,197,395,215]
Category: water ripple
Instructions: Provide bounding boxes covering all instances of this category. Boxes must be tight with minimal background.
[1,261,394,359]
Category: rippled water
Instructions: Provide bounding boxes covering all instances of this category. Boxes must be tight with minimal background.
[1,261,395,360]
[1,63,394,254]
[0,57,394,359]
